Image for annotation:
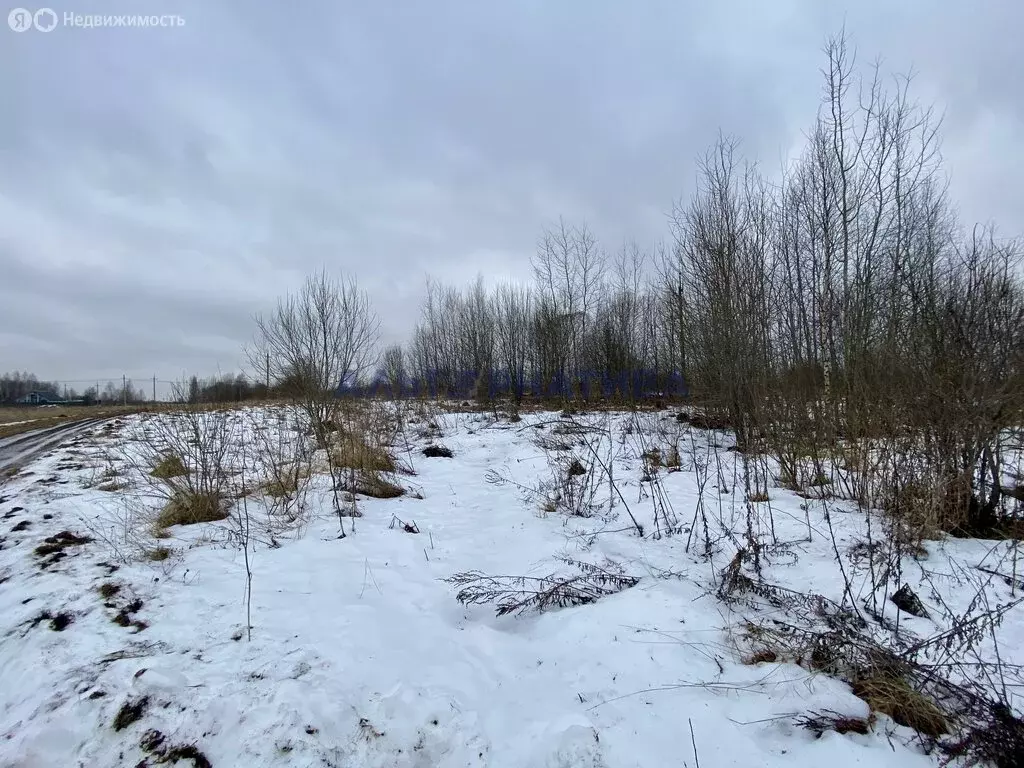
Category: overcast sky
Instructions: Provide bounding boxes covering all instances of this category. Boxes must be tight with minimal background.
[2,0,1021,390]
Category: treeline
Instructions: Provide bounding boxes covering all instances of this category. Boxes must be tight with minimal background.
[391,235,681,401]
[664,35,1024,536]
[396,36,1023,433]
[0,372,63,403]
[0,371,281,407]
[388,34,1024,534]
[181,374,274,403]
[0,373,153,405]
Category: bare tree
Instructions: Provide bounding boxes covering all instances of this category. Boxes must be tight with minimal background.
[533,218,606,396]
[249,271,379,535]
[492,281,533,405]
[249,270,379,450]
[378,344,408,400]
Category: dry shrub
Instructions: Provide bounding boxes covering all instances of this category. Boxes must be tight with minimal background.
[945,704,1024,768]
[851,671,948,737]
[796,711,871,737]
[150,454,187,479]
[747,490,770,503]
[156,490,227,530]
[97,481,127,492]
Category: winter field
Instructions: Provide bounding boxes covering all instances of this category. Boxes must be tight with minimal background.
[1,404,1022,768]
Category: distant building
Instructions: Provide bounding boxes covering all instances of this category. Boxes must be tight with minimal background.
[15,391,65,405]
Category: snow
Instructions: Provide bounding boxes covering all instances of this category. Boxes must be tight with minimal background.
[0,407,1020,767]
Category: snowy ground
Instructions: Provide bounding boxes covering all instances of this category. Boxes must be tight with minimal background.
[0,406,1021,767]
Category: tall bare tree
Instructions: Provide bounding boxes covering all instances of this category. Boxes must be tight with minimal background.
[250,270,379,449]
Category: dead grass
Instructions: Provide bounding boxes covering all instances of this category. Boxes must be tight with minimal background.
[98,582,121,599]
[155,490,226,530]
[796,711,872,737]
[146,546,172,562]
[150,454,187,479]
[353,471,405,499]
[112,696,150,731]
[852,671,948,737]
[96,480,127,492]
[332,433,396,472]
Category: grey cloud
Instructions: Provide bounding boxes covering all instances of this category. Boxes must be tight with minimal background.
[1,0,1021,384]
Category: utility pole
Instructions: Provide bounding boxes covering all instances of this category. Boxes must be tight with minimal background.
[122,374,127,406]
[152,375,156,403]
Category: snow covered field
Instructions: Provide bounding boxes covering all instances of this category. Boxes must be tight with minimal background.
[0,406,1021,767]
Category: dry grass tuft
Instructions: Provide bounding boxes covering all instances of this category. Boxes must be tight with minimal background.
[150,454,187,479]
[98,582,121,599]
[146,546,172,562]
[155,490,226,530]
[353,472,405,499]
[852,671,948,737]
[332,434,395,472]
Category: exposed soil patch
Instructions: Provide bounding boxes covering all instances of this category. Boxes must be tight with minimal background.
[112,597,147,632]
[112,696,150,731]
[34,530,93,557]
[49,611,73,631]
[98,582,121,599]
[156,744,213,768]
[137,727,213,768]
[140,728,166,753]
[422,444,453,458]
[11,520,30,532]
[28,609,74,631]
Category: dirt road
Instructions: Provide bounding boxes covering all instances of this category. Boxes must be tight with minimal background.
[0,419,106,475]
